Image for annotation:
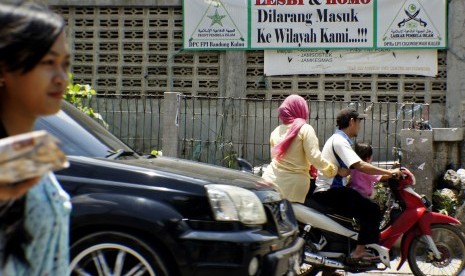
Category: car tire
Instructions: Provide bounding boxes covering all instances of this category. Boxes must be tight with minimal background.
[70,231,172,276]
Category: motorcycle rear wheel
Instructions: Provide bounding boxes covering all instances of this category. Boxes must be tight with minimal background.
[408,224,465,276]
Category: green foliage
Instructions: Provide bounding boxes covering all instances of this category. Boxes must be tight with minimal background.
[220,142,238,169]
[433,189,458,216]
[223,152,238,169]
[191,139,237,168]
[64,73,96,117]
[373,182,390,207]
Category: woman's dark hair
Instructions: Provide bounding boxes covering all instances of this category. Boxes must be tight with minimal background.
[0,1,64,266]
[0,2,65,74]
[353,142,373,161]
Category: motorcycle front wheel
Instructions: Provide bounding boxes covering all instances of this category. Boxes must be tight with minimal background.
[408,224,465,276]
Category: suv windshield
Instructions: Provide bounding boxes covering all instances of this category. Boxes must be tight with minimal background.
[35,101,137,158]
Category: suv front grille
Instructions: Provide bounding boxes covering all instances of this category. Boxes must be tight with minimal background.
[263,200,297,236]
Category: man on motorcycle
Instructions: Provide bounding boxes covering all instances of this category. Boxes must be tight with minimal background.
[312,107,401,261]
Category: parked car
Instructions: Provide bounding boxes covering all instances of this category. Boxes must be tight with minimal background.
[34,101,303,276]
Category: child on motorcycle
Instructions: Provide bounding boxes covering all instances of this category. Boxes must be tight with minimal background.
[313,108,401,261]
[347,142,390,198]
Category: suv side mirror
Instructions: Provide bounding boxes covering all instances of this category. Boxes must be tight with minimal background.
[236,157,253,173]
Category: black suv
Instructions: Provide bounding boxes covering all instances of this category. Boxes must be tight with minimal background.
[35,102,303,276]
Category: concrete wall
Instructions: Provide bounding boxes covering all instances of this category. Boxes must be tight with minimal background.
[446,0,465,164]
[400,128,464,200]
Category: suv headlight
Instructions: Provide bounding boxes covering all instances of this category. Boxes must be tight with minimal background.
[205,184,267,225]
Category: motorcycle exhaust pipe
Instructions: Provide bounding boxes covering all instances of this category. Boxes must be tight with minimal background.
[304,251,346,269]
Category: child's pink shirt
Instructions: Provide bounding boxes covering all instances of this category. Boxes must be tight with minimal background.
[347,170,382,198]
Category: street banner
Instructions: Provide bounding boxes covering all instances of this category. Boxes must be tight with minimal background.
[264,49,437,76]
[251,0,374,49]
[377,0,447,48]
[183,0,447,50]
[183,0,248,49]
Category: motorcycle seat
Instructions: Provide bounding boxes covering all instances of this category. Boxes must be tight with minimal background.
[304,198,341,216]
[305,198,360,230]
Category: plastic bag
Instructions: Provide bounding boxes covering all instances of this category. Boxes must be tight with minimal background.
[456,168,465,189]
[0,130,69,184]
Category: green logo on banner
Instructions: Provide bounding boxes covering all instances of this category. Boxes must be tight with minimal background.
[382,0,441,42]
[187,0,245,48]
[208,9,227,27]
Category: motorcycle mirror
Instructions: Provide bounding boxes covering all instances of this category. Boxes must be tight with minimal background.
[392,147,403,167]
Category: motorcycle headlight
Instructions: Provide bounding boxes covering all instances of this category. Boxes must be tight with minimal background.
[205,184,267,225]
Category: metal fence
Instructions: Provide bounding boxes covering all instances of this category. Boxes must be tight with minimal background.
[178,96,429,167]
[77,94,429,168]
[79,96,164,153]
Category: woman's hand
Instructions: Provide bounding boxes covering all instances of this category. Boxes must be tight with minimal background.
[338,167,351,177]
[0,177,40,200]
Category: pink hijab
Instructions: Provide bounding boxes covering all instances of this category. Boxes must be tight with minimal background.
[272,94,309,160]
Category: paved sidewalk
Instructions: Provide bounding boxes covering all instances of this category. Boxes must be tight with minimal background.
[311,258,414,275]
[316,257,465,275]
[363,258,412,274]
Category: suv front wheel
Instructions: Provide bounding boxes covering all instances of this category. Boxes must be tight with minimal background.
[70,231,171,276]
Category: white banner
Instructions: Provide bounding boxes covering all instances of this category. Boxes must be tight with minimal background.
[251,0,374,49]
[264,49,437,76]
[377,0,447,49]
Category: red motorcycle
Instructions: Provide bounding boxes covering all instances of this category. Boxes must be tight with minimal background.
[294,168,465,275]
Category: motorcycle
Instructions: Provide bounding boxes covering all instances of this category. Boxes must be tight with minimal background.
[293,167,465,276]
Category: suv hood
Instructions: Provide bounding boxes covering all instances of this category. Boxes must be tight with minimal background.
[62,156,283,204]
[120,156,278,192]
